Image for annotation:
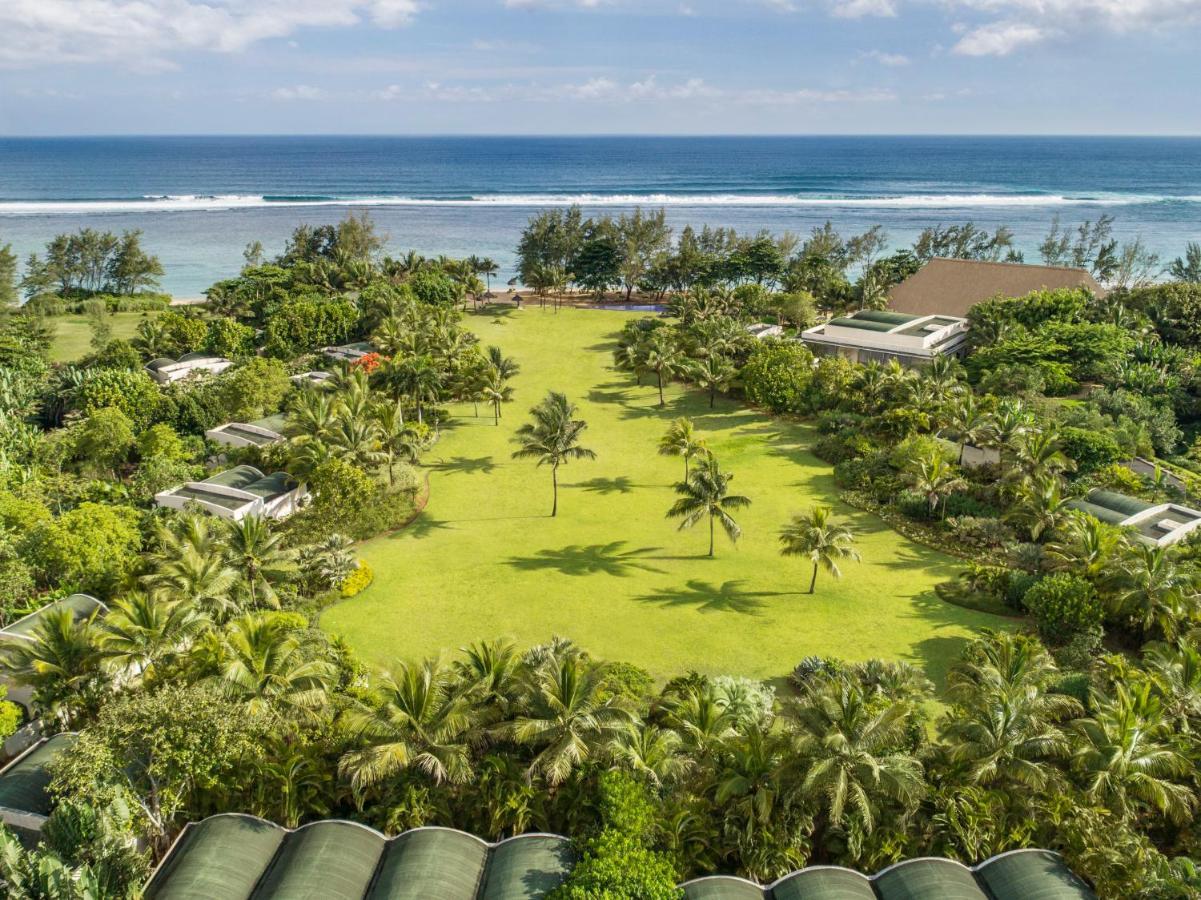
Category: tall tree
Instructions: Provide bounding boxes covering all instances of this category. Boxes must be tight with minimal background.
[667,456,751,557]
[657,417,708,482]
[778,505,860,594]
[512,391,597,517]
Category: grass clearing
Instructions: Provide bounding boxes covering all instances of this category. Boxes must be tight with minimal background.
[322,306,1011,687]
[47,311,158,362]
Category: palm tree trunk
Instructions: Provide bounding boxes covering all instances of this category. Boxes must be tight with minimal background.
[809,563,818,594]
[708,514,715,557]
[493,402,500,425]
[684,456,689,482]
[958,442,966,465]
[657,371,665,407]
[709,385,716,408]
[551,464,559,517]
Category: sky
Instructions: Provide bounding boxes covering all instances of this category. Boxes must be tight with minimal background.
[1,0,1200,135]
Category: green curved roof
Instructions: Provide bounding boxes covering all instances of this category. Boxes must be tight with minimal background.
[0,733,77,817]
[146,817,1093,900]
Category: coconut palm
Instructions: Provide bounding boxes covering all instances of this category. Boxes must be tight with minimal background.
[689,354,737,408]
[658,417,708,482]
[487,345,520,380]
[1045,512,1123,581]
[905,452,967,518]
[643,329,685,407]
[943,395,992,465]
[375,399,428,483]
[223,516,298,610]
[325,412,386,470]
[143,522,240,621]
[287,389,338,443]
[508,653,634,785]
[1072,680,1195,825]
[1109,544,1199,640]
[778,505,860,594]
[340,658,477,789]
[1143,638,1201,729]
[511,391,597,517]
[481,367,514,425]
[986,400,1033,457]
[2,607,106,728]
[1005,474,1069,542]
[99,593,203,682]
[610,723,689,787]
[667,456,751,558]
[456,638,521,718]
[784,676,926,840]
[384,354,444,424]
[217,614,335,720]
[1010,430,1074,482]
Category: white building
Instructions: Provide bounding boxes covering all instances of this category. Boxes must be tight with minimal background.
[745,323,784,340]
[205,414,288,449]
[291,371,335,387]
[145,352,233,384]
[801,309,969,367]
[155,465,306,521]
[1069,489,1201,548]
[321,342,375,363]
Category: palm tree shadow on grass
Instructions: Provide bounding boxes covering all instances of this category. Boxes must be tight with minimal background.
[397,515,454,541]
[571,476,640,495]
[505,541,667,577]
[431,455,498,476]
[634,579,791,615]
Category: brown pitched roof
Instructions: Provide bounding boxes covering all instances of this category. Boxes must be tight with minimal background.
[888,257,1103,318]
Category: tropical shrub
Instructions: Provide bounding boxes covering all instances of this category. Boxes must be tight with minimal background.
[740,341,813,413]
[1022,573,1104,644]
[339,562,375,598]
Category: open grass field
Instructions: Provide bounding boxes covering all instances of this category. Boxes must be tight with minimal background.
[46,311,157,362]
[322,306,1012,687]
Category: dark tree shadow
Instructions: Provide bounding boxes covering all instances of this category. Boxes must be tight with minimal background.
[401,515,454,540]
[571,476,639,495]
[505,541,667,577]
[634,579,791,615]
[586,388,632,405]
[431,455,498,476]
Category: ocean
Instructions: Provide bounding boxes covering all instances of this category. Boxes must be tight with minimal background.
[1,135,1200,297]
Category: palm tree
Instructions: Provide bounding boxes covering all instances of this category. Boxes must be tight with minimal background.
[689,354,736,408]
[325,412,386,470]
[481,367,514,425]
[217,614,334,720]
[941,631,1080,792]
[1072,680,1195,825]
[661,681,739,756]
[643,329,685,407]
[384,355,444,424]
[374,399,428,483]
[508,653,634,785]
[610,723,688,787]
[943,395,992,465]
[480,258,500,296]
[287,389,338,443]
[784,676,926,842]
[986,400,1032,458]
[1143,638,1201,730]
[487,345,519,380]
[1045,512,1123,580]
[667,456,751,557]
[1005,474,1069,542]
[2,607,106,728]
[511,391,597,517]
[778,505,860,594]
[1109,543,1198,640]
[100,593,202,682]
[905,452,967,518]
[143,523,240,621]
[340,658,477,789]
[223,516,298,611]
[456,638,521,719]
[658,417,708,482]
[1011,430,1074,482]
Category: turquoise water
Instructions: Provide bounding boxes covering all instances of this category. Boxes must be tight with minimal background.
[1,136,1199,295]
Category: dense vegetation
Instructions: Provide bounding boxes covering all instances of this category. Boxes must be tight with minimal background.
[2,210,1201,898]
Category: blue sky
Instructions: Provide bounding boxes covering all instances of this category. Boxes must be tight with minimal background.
[1,0,1199,135]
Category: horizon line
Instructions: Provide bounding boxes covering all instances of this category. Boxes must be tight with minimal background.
[3,132,1201,140]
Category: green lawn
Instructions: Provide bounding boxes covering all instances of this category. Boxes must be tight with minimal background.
[47,311,157,362]
[322,306,1011,687]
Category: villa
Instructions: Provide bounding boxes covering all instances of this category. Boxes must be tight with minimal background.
[205,413,288,449]
[889,257,1102,319]
[1069,489,1201,547]
[322,342,375,363]
[745,322,784,340]
[0,733,75,841]
[800,309,970,366]
[145,352,233,384]
[155,465,305,521]
[291,370,336,387]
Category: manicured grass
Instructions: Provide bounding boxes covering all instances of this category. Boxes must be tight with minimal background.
[47,311,158,362]
[322,306,1011,687]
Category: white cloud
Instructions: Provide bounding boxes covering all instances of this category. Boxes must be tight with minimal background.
[861,49,910,65]
[831,0,897,18]
[271,84,330,100]
[0,0,419,70]
[952,21,1047,55]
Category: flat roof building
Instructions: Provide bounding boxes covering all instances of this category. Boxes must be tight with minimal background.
[889,257,1102,319]
[745,323,784,340]
[322,342,375,363]
[205,413,288,449]
[290,370,335,387]
[155,465,305,521]
[801,309,970,366]
[1068,489,1201,547]
[146,352,233,384]
[0,733,75,842]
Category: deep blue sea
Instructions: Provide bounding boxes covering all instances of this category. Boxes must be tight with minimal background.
[1,136,1200,296]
